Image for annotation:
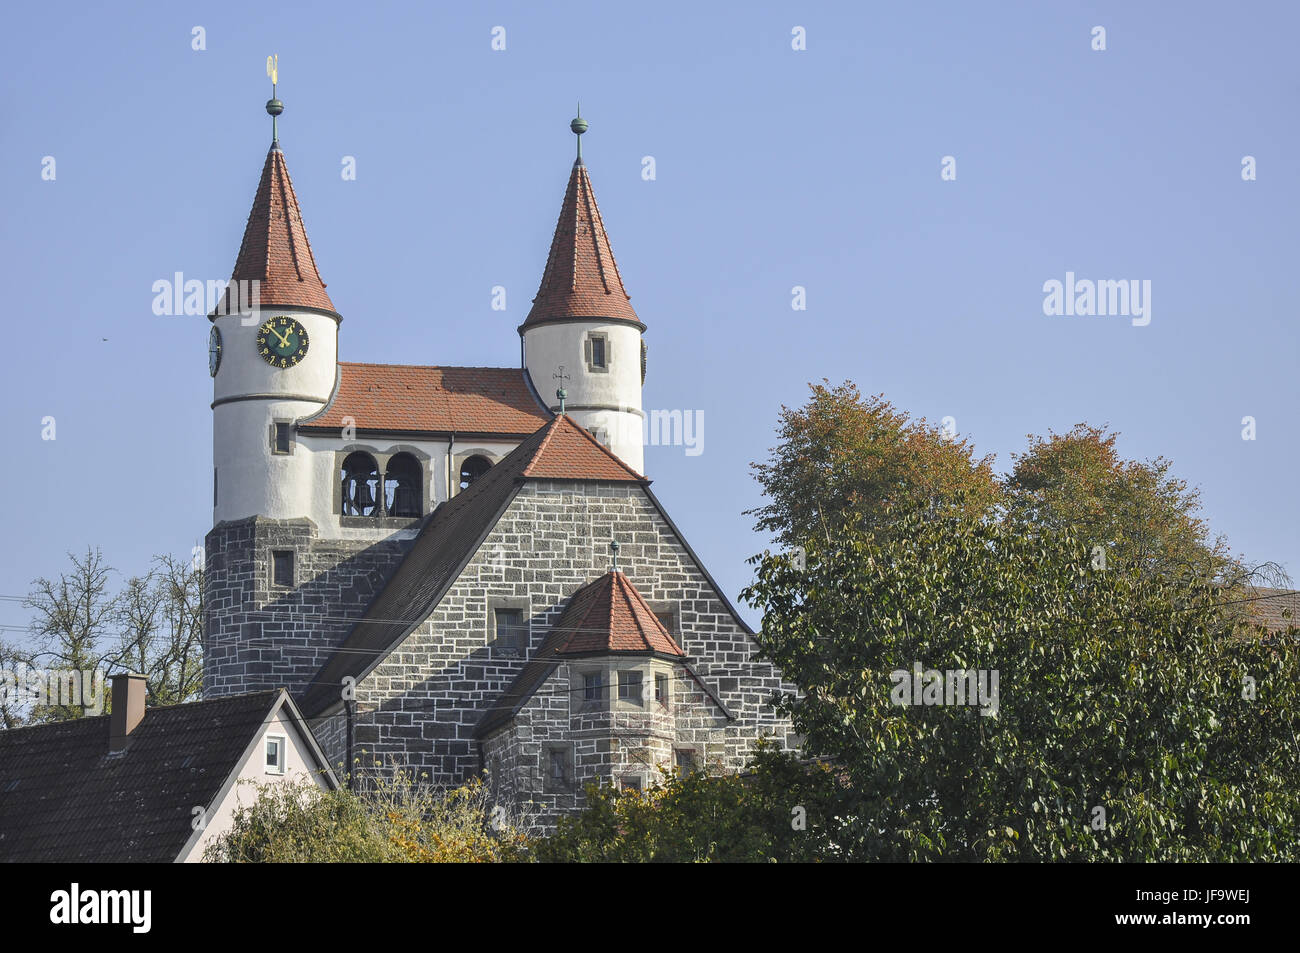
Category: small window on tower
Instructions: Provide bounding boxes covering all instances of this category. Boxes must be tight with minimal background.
[585,333,609,373]
[271,550,294,588]
[271,422,292,455]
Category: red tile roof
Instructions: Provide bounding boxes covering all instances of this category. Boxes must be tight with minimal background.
[213,144,337,318]
[522,412,646,481]
[549,571,684,657]
[301,363,550,436]
[522,161,642,329]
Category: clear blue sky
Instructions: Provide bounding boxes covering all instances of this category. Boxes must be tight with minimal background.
[1,0,1296,634]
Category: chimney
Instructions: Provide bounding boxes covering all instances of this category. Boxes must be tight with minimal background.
[109,673,147,752]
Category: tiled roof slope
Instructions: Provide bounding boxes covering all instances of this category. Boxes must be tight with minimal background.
[548,571,684,656]
[213,144,337,317]
[1248,587,1300,634]
[300,415,648,717]
[522,161,641,329]
[0,691,282,863]
[301,363,550,436]
[476,572,683,738]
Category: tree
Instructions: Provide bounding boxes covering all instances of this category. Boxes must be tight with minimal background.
[747,381,1000,551]
[1004,423,1231,582]
[116,554,204,708]
[15,547,204,724]
[533,744,841,863]
[742,503,1300,861]
[204,769,528,863]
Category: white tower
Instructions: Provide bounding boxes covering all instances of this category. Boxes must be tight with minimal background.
[209,102,339,525]
[521,113,646,474]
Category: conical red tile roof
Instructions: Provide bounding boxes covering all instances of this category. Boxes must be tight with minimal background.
[522,161,641,329]
[522,412,647,482]
[549,571,683,656]
[212,144,337,318]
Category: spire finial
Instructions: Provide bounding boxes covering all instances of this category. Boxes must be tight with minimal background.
[570,103,588,166]
[553,365,570,414]
[609,538,620,573]
[265,54,284,146]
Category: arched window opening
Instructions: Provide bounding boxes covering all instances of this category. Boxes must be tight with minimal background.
[384,452,422,518]
[341,452,381,517]
[459,455,492,491]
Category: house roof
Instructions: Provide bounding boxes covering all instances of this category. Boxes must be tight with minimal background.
[521,159,642,330]
[1247,587,1300,634]
[0,690,329,863]
[299,363,550,437]
[299,414,649,717]
[212,144,337,318]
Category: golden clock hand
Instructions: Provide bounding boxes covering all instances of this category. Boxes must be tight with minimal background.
[271,327,292,349]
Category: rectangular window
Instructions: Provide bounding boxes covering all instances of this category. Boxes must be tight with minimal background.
[620,775,642,792]
[655,672,668,705]
[619,670,643,705]
[271,550,294,588]
[583,672,606,705]
[494,608,526,657]
[591,336,606,368]
[265,735,286,775]
[675,749,697,774]
[585,333,610,373]
[272,421,292,455]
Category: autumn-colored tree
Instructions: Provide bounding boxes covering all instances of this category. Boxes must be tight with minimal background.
[747,381,1000,550]
[204,770,529,863]
[1003,423,1236,583]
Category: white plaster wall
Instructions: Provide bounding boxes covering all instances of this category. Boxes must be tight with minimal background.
[211,306,339,524]
[524,321,644,473]
[178,707,332,862]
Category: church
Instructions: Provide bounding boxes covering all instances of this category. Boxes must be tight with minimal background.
[202,89,799,825]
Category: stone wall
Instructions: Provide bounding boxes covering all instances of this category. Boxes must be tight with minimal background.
[335,480,799,823]
[203,516,413,698]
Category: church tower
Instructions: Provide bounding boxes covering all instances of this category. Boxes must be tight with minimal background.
[203,88,411,699]
[521,113,646,474]
[208,107,341,527]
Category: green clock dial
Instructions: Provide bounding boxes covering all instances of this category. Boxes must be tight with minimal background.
[256,316,309,368]
[208,326,222,377]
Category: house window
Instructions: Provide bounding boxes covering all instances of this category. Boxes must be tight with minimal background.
[265,735,286,775]
[619,670,644,706]
[585,332,610,373]
[582,672,606,705]
[620,775,642,792]
[675,749,697,774]
[270,421,293,455]
[655,672,668,705]
[545,745,573,793]
[494,608,526,657]
[271,550,294,588]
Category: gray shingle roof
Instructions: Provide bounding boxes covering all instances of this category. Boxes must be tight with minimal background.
[0,690,291,862]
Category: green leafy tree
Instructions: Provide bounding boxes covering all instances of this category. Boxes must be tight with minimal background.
[747,381,1000,551]
[742,503,1300,861]
[534,745,840,862]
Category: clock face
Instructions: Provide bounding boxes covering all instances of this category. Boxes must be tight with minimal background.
[256,315,310,368]
[208,327,222,377]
